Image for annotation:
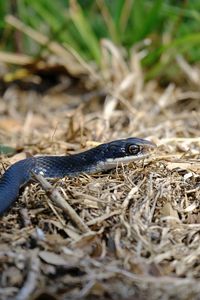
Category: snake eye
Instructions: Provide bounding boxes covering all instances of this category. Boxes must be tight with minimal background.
[127,144,140,155]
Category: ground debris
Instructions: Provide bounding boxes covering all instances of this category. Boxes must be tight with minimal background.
[0,44,200,299]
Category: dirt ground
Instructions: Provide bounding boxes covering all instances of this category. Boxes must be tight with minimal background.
[0,48,200,300]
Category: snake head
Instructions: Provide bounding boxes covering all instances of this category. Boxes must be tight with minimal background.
[97,137,156,169]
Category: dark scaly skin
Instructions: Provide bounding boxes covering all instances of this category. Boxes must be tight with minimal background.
[0,138,156,215]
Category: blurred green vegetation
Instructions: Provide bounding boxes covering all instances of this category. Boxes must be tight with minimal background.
[1,0,200,80]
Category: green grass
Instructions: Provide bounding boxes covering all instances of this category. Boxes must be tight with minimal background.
[1,0,200,80]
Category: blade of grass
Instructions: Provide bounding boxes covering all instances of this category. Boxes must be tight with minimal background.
[97,0,120,44]
[69,0,101,64]
[145,32,200,79]
[145,32,200,66]
[126,0,163,44]
[119,0,134,35]
[29,1,65,31]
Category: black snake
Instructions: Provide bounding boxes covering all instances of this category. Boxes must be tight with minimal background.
[0,137,156,214]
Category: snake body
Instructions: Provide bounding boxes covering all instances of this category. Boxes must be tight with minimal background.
[0,137,155,214]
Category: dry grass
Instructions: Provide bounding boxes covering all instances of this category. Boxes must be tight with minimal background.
[0,41,200,300]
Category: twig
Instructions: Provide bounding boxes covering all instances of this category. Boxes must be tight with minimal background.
[19,208,32,227]
[5,15,89,75]
[15,251,40,300]
[32,172,91,233]
[86,209,121,226]
[0,51,33,65]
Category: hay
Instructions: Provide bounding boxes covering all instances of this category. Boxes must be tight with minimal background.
[0,42,200,300]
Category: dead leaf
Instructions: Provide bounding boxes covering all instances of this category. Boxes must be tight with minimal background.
[39,251,68,266]
[160,202,180,223]
[0,118,22,132]
[166,161,200,173]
